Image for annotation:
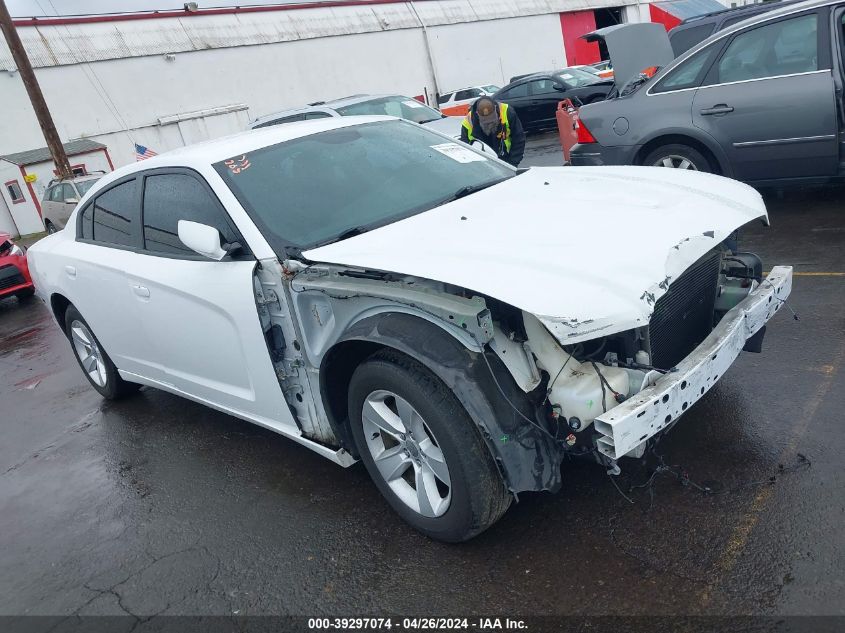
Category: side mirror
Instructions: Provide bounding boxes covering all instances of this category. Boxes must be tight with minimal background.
[64,197,79,204]
[553,83,566,92]
[178,220,228,261]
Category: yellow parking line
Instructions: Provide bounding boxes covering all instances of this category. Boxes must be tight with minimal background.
[698,339,845,608]
[763,272,845,276]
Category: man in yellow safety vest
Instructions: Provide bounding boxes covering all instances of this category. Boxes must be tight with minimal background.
[460,96,526,167]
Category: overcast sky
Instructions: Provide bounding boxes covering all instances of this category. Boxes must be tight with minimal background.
[8,0,320,17]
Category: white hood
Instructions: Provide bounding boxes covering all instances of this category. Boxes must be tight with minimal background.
[303,166,768,344]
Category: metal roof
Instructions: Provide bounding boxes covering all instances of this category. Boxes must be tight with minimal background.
[0,138,106,166]
[652,0,736,20]
[0,0,633,71]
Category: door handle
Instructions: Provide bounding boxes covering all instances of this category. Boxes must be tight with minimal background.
[132,285,150,298]
[64,265,76,278]
[700,105,734,116]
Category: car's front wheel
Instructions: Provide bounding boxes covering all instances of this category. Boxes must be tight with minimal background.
[643,143,712,173]
[348,350,511,542]
[64,305,140,399]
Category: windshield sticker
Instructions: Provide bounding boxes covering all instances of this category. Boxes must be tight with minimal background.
[431,143,486,163]
[560,73,574,80]
[403,99,425,109]
[224,155,251,174]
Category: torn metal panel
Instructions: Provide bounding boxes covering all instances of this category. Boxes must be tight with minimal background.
[305,166,768,346]
[593,266,793,459]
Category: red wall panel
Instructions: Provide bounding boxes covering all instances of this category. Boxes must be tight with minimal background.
[559,11,600,66]
[649,5,683,31]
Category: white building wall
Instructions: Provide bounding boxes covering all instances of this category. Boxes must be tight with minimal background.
[428,15,567,91]
[0,0,649,169]
[0,162,42,236]
[0,193,17,237]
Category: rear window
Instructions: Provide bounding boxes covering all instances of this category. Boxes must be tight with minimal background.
[669,23,716,56]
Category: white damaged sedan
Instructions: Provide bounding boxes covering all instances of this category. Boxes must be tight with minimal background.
[27,116,792,541]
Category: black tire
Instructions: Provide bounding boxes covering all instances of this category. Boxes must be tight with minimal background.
[642,143,713,173]
[45,221,58,235]
[64,305,140,399]
[348,350,511,542]
[15,288,35,301]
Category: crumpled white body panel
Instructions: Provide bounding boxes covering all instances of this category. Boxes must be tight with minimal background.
[305,166,768,344]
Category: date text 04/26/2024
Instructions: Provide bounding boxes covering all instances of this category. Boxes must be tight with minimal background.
[307,618,528,630]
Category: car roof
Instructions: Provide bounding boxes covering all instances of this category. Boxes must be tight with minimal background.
[88,116,398,187]
[654,0,833,86]
[250,94,418,126]
[675,0,803,27]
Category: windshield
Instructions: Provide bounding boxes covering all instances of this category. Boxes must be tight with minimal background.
[482,85,500,93]
[75,179,100,196]
[336,96,443,124]
[214,120,514,251]
[556,67,603,88]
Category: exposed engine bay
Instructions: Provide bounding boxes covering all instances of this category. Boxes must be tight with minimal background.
[250,242,778,484]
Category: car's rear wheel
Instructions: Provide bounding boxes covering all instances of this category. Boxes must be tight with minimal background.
[64,305,140,399]
[45,221,58,234]
[348,350,511,542]
[643,143,712,173]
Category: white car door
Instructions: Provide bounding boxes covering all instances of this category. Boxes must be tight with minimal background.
[124,168,296,431]
[71,176,153,377]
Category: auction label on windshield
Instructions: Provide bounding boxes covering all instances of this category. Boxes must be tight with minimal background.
[430,143,486,163]
[308,617,528,630]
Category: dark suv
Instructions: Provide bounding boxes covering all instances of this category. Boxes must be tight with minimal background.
[669,0,803,55]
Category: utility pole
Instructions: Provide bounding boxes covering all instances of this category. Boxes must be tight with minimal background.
[0,0,72,179]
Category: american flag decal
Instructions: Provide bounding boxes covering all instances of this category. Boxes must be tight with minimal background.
[135,143,158,161]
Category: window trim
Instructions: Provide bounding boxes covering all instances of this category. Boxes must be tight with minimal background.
[702,9,826,88]
[137,166,253,261]
[650,44,724,95]
[647,3,836,97]
[75,174,142,251]
[5,180,25,205]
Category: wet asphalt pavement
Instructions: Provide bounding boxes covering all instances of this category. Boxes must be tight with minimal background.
[1,134,844,624]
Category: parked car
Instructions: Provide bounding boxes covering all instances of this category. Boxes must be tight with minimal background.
[668,0,803,56]
[250,94,464,139]
[437,85,500,116]
[27,116,792,541]
[571,0,840,185]
[492,69,613,131]
[589,59,615,79]
[41,174,103,233]
[0,233,34,302]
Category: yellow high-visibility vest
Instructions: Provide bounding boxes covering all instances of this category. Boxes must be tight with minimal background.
[462,103,512,154]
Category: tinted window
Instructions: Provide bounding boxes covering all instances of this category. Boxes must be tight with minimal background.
[91,179,137,247]
[500,82,529,99]
[214,120,513,250]
[456,88,482,100]
[528,79,556,95]
[669,23,715,57]
[437,92,453,104]
[652,47,716,93]
[716,14,817,84]
[80,204,93,240]
[142,173,237,256]
[255,113,306,128]
[305,112,332,120]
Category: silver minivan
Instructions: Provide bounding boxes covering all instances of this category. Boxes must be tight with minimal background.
[571,0,841,186]
[41,176,102,233]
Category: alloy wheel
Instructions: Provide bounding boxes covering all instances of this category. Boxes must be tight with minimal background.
[653,154,698,170]
[70,320,107,387]
[361,390,452,517]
